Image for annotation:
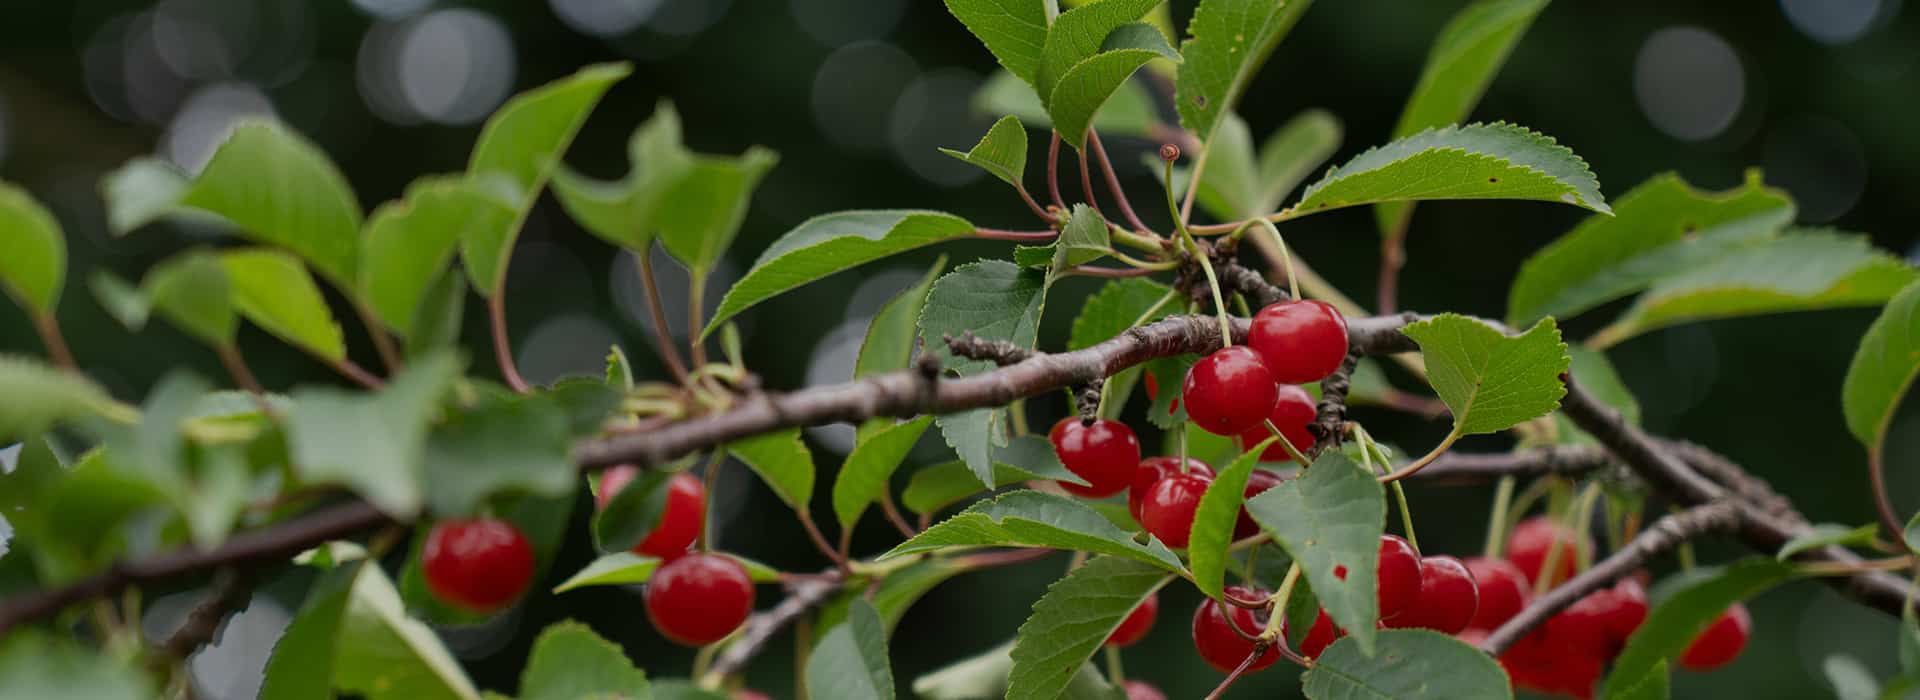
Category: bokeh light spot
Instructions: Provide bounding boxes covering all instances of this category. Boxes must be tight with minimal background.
[164,83,276,173]
[1762,115,1868,224]
[1633,26,1746,142]
[350,0,435,20]
[551,0,663,38]
[519,314,623,386]
[891,68,989,187]
[791,0,906,47]
[1780,0,1883,45]
[811,41,917,152]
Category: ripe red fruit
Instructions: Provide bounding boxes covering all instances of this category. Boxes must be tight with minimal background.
[1547,578,1649,660]
[1299,609,1344,658]
[1183,346,1280,436]
[1192,585,1281,673]
[1247,300,1349,384]
[1508,516,1580,587]
[1107,592,1159,647]
[1501,627,1601,699]
[1235,384,1317,462]
[1376,535,1423,622]
[1123,680,1167,700]
[1386,555,1478,634]
[421,518,536,614]
[597,467,707,560]
[1139,472,1213,548]
[644,552,756,646]
[1678,603,1751,671]
[1049,418,1142,498]
[1463,556,1531,631]
[1130,457,1214,523]
[1233,469,1287,539]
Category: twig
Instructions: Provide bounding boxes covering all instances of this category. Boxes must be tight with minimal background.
[1088,130,1149,233]
[707,576,843,678]
[157,569,252,660]
[488,292,531,393]
[1479,502,1742,655]
[636,252,691,384]
[1414,446,1614,484]
[1306,352,1359,453]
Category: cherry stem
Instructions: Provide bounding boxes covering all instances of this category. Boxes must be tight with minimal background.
[636,251,692,385]
[30,312,77,373]
[1800,556,1918,576]
[1047,132,1067,211]
[487,291,531,393]
[1184,232,1234,348]
[1076,139,1107,220]
[1179,142,1211,225]
[1264,420,1313,466]
[698,449,726,552]
[1088,129,1151,234]
[1359,426,1420,553]
[1203,644,1267,700]
[687,274,710,368]
[1870,450,1907,541]
[1064,265,1158,278]
[1377,432,1460,483]
[1483,476,1517,559]
[1104,644,1126,687]
[1376,213,1413,314]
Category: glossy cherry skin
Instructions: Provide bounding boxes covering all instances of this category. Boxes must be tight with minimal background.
[597,467,707,560]
[1298,609,1344,659]
[1233,469,1287,539]
[1385,555,1478,635]
[1500,627,1601,699]
[1130,457,1214,523]
[1123,680,1167,700]
[421,518,536,614]
[1508,516,1580,587]
[1139,472,1214,548]
[1546,578,1648,660]
[1192,585,1281,673]
[1247,300,1349,384]
[1107,592,1160,647]
[1376,535,1423,622]
[644,552,756,646]
[1678,603,1751,671]
[1183,346,1280,436]
[1049,418,1142,498]
[1235,384,1317,462]
[1463,556,1531,631]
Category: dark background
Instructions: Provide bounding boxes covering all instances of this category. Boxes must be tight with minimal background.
[1,0,1915,697]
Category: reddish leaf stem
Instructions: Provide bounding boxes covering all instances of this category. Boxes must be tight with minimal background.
[1088,130,1151,234]
[488,291,531,393]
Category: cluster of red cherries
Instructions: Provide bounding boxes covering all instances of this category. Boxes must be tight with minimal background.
[420,466,755,649]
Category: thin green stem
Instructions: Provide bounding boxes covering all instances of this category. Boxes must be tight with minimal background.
[1183,231,1234,348]
[1112,227,1166,253]
[1108,248,1179,271]
[1484,476,1517,559]
[1377,432,1461,483]
[1358,426,1418,553]
[1105,644,1126,687]
[1569,481,1602,571]
[1264,420,1313,465]
[698,449,727,552]
[688,274,709,368]
[636,251,692,384]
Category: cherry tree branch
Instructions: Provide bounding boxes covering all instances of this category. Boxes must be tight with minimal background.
[1479,502,1744,655]
[1415,445,1615,483]
[157,568,253,660]
[707,575,843,678]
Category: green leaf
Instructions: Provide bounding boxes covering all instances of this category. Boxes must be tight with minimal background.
[1038,0,1161,105]
[922,261,1050,484]
[422,393,575,516]
[1507,172,1795,326]
[815,557,965,635]
[1291,122,1609,220]
[914,640,1125,700]
[407,269,467,360]
[648,682,730,700]
[1156,113,1259,222]
[944,0,1050,86]
[546,377,623,438]
[1165,111,1343,222]
[1255,109,1343,215]
[940,115,1030,190]
[553,551,779,592]
[1777,523,1879,561]
[1142,354,1197,429]
[220,248,346,361]
[834,416,933,530]
[518,621,649,700]
[1302,629,1513,699]
[100,156,196,235]
[462,63,630,296]
[729,428,816,510]
[1051,204,1111,272]
[1375,0,1551,236]
[1048,25,1179,149]
[1009,557,1172,700]
[593,469,676,553]
[1907,513,1920,557]
[655,148,780,276]
[142,250,237,346]
[0,355,123,439]
[288,352,464,518]
[807,599,895,700]
[1247,451,1385,653]
[1824,656,1880,700]
[1843,279,1920,459]
[361,177,512,336]
[1069,278,1175,418]
[551,101,695,253]
[0,631,155,700]
[855,257,947,434]
[1175,0,1317,145]
[974,69,1158,138]
[333,562,482,700]
[1189,440,1267,599]
[1612,661,1672,700]
[1598,231,1917,346]
[1402,314,1569,437]
[89,271,151,331]
[261,561,360,700]
[707,210,976,339]
[1602,559,1796,698]
[901,460,1054,515]
[179,120,363,287]
[0,183,65,315]
[882,490,1185,572]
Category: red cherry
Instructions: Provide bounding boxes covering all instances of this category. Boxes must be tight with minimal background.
[1049,418,1142,498]
[1233,470,1287,539]
[598,468,707,560]
[1191,585,1280,673]
[1130,457,1214,523]
[1139,472,1213,548]
[1463,557,1531,631]
[1123,680,1167,700]
[1183,346,1280,436]
[1386,555,1478,634]
[644,552,755,646]
[1605,578,1649,644]
[1546,578,1649,660]
[1508,516,1579,587]
[1376,535,1422,622]
[1234,384,1317,462]
[1678,603,1751,672]
[1298,608,1345,658]
[1247,300,1348,384]
[1107,592,1159,647]
[1501,627,1601,699]
[421,518,536,614]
